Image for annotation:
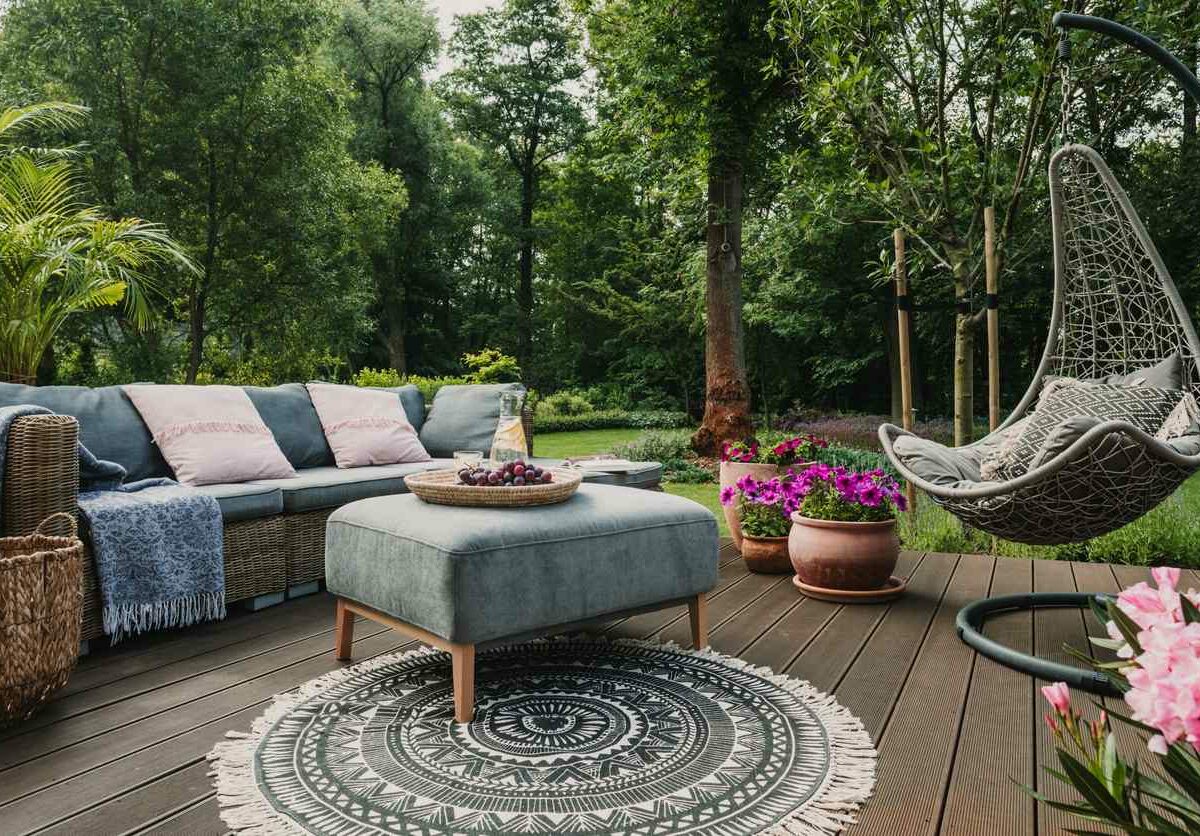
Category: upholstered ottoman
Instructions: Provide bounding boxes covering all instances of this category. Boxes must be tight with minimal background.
[325,483,719,721]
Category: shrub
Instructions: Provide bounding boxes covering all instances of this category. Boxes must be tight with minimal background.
[462,348,521,383]
[609,429,693,463]
[663,459,716,483]
[540,391,594,416]
[534,409,690,433]
[351,367,471,401]
[774,410,990,451]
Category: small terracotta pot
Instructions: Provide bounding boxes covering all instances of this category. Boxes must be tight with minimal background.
[719,461,811,550]
[739,534,794,574]
[788,514,899,591]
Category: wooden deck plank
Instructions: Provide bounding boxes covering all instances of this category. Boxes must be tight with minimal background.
[1032,558,1103,836]
[653,574,791,647]
[3,631,416,833]
[940,557,1035,836]
[0,542,1160,836]
[602,553,750,638]
[784,551,926,695]
[826,552,956,740]
[0,613,389,777]
[845,553,994,836]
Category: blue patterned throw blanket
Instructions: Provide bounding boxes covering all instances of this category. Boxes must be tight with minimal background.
[0,405,225,641]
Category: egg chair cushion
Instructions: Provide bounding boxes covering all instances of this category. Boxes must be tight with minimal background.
[982,384,1194,481]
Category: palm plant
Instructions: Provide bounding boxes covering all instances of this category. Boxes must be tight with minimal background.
[0,101,194,383]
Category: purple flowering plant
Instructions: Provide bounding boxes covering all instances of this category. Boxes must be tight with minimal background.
[719,473,805,538]
[721,434,829,466]
[794,464,907,523]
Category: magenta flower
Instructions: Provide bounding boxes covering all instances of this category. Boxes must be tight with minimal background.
[719,486,736,506]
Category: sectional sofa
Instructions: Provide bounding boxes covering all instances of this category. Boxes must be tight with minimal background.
[0,381,661,646]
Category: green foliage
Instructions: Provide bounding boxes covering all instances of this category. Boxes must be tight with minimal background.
[350,367,471,401]
[534,410,690,433]
[0,102,193,380]
[539,391,594,416]
[738,499,791,539]
[662,459,716,484]
[462,348,521,383]
[608,430,693,464]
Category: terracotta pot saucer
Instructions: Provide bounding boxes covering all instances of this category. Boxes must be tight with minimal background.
[791,574,907,605]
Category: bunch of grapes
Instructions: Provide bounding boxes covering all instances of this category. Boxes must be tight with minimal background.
[457,460,554,488]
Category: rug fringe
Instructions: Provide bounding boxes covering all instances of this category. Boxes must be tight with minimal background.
[208,638,875,835]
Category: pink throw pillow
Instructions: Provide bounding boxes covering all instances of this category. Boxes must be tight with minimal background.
[306,383,431,468]
[122,384,296,486]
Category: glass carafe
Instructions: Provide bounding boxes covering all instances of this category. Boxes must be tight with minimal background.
[491,391,528,464]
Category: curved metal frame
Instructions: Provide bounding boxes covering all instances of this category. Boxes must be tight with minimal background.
[956,593,1122,697]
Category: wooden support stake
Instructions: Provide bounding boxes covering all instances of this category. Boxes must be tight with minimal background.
[984,206,1000,432]
[893,228,917,513]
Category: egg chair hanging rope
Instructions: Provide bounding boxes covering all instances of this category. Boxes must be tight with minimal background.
[879,13,1200,547]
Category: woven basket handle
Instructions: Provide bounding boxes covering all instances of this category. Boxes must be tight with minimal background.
[36,512,78,538]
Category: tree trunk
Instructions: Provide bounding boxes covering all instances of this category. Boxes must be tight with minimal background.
[186,151,218,384]
[692,155,753,456]
[185,288,206,384]
[953,312,974,445]
[516,166,535,377]
[887,302,903,422]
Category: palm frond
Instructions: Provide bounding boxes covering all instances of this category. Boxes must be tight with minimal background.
[0,102,89,146]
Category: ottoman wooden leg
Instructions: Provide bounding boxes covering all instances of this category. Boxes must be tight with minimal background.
[334,598,355,661]
[451,643,476,723]
[688,594,708,650]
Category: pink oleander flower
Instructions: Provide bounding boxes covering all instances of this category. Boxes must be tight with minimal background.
[1042,681,1072,716]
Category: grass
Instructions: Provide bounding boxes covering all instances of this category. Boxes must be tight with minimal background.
[533,427,643,459]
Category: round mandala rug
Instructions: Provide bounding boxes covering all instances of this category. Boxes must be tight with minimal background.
[209,638,875,835]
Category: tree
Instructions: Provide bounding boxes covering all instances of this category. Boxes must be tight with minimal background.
[0,0,402,382]
[583,0,791,454]
[333,0,439,372]
[441,0,587,377]
[770,0,1067,443]
[0,103,194,381]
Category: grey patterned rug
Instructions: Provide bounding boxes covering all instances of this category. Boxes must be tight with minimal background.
[209,638,875,835]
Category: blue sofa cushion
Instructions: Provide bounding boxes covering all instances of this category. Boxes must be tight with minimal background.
[325,483,719,644]
[250,461,448,513]
[0,383,167,480]
[193,482,284,522]
[243,383,334,469]
[378,384,426,432]
[418,383,524,457]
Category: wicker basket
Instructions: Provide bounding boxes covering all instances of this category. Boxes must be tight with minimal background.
[404,468,582,507]
[0,512,85,726]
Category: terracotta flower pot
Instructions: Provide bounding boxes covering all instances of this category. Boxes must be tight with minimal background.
[739,534,794,574]
[788,514,899,591]
[719,460,811,551]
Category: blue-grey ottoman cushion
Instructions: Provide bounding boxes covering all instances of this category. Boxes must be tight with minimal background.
[418,383,525,457]
[252,462,445,513]
[325,483,719,644]
[244,383,334,469]
[0,382,168,480]
[194,483,284,522]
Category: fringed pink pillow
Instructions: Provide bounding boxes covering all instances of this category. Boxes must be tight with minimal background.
[122,385,296,486]
[305,383,431,468]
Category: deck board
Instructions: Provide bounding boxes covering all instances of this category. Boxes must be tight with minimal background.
[1,545,1155,835]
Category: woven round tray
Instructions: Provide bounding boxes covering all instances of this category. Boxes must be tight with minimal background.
[404,468,583,507]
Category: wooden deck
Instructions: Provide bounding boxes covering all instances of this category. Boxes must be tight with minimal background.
[0,541,1163,835]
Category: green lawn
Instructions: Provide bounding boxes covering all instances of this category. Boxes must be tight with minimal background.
[533,427,644,459]
[536,427,728,536]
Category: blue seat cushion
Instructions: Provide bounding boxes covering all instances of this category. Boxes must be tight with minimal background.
[418,383,524,457]
[193,483,284,522]
[0,382,167,480]
[243,383,334,469]
[325,483,719,644]
[527,458,662,489]
[250,462,448,513]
